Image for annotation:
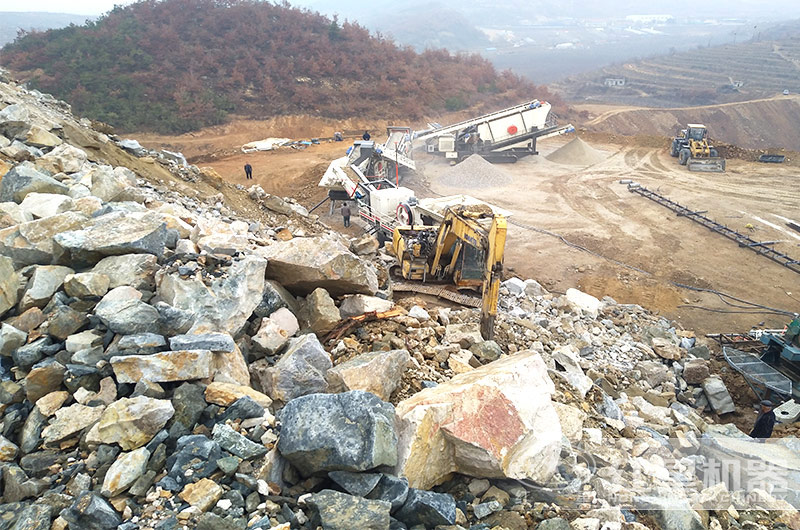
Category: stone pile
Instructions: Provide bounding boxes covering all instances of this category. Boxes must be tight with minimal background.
[0,67,799,530]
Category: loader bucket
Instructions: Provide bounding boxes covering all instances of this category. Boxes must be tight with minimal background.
[687,158,725,172]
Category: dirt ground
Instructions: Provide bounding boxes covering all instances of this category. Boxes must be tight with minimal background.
[421,138,800,334]
[137,118,800,339]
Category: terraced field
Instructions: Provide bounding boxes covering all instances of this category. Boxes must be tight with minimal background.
[557,37,800,107]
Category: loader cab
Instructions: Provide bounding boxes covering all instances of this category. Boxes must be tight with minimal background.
[686,124,707,142]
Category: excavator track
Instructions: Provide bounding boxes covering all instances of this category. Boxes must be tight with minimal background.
[391,281,482,308]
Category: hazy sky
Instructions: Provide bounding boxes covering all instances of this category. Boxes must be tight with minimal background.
[0,0,132,15]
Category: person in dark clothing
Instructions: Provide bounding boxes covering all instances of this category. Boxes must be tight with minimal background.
[750,400,776,439]
[341,203,351,228]
[244,163,253,180]
[362,131,371,141]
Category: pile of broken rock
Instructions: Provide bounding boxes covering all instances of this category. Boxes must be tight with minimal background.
[1,69,800,530]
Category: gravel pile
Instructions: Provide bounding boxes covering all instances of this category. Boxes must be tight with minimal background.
[546,137,608,165]
[437,154,513,189]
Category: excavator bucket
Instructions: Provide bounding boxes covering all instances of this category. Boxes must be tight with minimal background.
[687,157,726,172]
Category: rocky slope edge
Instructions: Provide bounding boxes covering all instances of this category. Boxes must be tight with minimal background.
[0,68,799,530]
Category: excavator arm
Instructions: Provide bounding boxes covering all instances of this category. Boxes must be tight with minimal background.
[480,214,507,340]
[427,208,507,339]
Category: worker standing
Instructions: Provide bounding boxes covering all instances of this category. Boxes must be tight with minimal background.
[340,202,351,228]
[244,163,253,180]
[749,400,776,440]
[362,131,371,141]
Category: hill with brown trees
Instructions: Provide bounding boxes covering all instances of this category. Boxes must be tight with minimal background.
[0,0,549,133]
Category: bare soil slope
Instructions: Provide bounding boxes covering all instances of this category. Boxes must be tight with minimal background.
[580,95,800,151]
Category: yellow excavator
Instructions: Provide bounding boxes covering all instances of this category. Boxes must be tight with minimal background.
[669,124,726,172]
[390,204,507,339]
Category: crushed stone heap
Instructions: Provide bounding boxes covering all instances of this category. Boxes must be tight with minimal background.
[546,137,608,166]
[436,154,513,189]
[0,66,800,530]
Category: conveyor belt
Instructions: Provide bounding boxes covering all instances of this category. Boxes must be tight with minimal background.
[627,184,800,275]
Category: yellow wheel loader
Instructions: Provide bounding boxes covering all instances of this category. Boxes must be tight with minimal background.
[390,204,507,339]
[669,124,726,172]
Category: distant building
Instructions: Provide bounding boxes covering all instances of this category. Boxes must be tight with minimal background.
[625,14,674,24]
[604,78,626,87]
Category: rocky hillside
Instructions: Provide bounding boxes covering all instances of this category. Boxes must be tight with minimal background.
[1,69,800,529]
[0,0,544,134]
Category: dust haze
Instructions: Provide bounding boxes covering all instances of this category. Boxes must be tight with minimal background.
[292,0,800,82]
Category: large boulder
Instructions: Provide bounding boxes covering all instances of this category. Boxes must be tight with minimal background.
[338,294,394,318]
[101,446,149,497]
[41,403,105,445]
[251,307,299,356]
[565,288,600,318]
[0,104,31,138]
[53,211,167,267]
[38,143,88,174]
[636,360,672,388]
[394,350,561,489]
[255,333,332,403]
[702,376,736,415]
[62,492,121,530]
[85,396,175,450]
[0,212,88,267]
[652,337,682,361]
[210,343,250,386]
[0,201,33,227]
[18,265,74,311]
[0,323,26,355]
[682,358,710,385]
[0,256,20,317]
[92,254,158,291]
[305,490,391,530]
[633,496,704,530]
[253,279,300,318]
[302,288,341,334]
[63,272,110,299]
[261,236,378,296]
[327,349,410,401]
[157,255,266,336]
[110,350,213,383]
[204,381,272,408]
[23,125,62,148]
[395,489,457,527]
[277,390,397,476]
[93,286,160,335]
[88,165,136,202]
[18,192,74,219]
[0,162,68,203]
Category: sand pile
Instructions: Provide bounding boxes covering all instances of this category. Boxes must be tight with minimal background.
[546,137,608,165]
[437,154,513,189]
